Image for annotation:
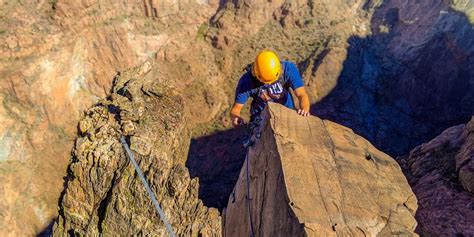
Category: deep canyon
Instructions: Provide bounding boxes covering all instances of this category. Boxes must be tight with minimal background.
[0,0,473,236]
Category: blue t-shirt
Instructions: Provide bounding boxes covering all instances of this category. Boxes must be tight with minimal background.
[235,61,304,118]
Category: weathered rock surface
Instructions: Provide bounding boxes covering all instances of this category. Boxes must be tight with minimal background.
[190,0,377,212]
[223,103,418,236]
[2,0,474,235]
[0,1,223,234]
[210,0,474,158]
[312,0,474,156]
[399,117,474,236]
[52,62,220,236]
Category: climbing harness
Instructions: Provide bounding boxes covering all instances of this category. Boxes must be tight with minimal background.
[246,66,292,119]
[120,136,176,237]
[241,116,263,237]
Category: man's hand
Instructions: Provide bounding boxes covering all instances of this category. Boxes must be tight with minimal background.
[230,103,245,128]
[297,109,310,116]
[294,87,311,117]
[259,89,271,102]
[231,115,245,127]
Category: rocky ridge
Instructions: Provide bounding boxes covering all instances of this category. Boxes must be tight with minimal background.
[400,117,474,236]
[223,103,418,236]
[52,62,220,236]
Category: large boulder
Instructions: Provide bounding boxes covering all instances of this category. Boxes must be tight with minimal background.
[223,103,418,236]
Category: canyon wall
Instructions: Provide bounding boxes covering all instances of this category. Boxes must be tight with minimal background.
[312,0,474,156]
[1,0,473,235]
[0,0,221,235]
[400,117,474,236]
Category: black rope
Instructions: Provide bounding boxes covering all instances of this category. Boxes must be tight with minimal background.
[242,116,262,237]
[245,150,256,237]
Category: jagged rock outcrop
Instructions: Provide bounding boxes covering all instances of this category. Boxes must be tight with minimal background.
[52,62,220,236]
[223,103,418,236]
[0,1,222,234]
[399,117,474,236]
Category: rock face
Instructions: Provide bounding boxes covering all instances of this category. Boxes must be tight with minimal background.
[191,0,377,212]
[0,1,222,234]
[211,0,474,158]
[223,103,418,236]
[2,0,474,235]
[400,117,474,236]
[312,0,474,156]
[52,62,220,236]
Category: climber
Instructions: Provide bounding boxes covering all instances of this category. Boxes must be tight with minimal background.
[230,50,310,127]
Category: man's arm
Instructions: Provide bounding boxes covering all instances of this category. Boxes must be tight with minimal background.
[230,103,245,127]
[294,87,310,116]
[284,62,310,116]
[232,72,252,127]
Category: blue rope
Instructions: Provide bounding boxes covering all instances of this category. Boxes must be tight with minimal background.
[120,136,176,237]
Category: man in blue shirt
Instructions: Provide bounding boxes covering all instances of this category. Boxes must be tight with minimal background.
[230,50,310,127]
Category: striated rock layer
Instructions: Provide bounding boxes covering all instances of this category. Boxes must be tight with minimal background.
[400,117,474,236]
[53,62,220,236]
[223,103,418,236]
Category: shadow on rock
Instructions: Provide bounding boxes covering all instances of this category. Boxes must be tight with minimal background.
[312,2,474,156]
[186,126,248,211]
[36,219,55,237]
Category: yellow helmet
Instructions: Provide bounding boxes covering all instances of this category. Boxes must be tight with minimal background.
[253,50,282,84]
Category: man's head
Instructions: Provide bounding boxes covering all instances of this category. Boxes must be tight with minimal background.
[252,50,282,84]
